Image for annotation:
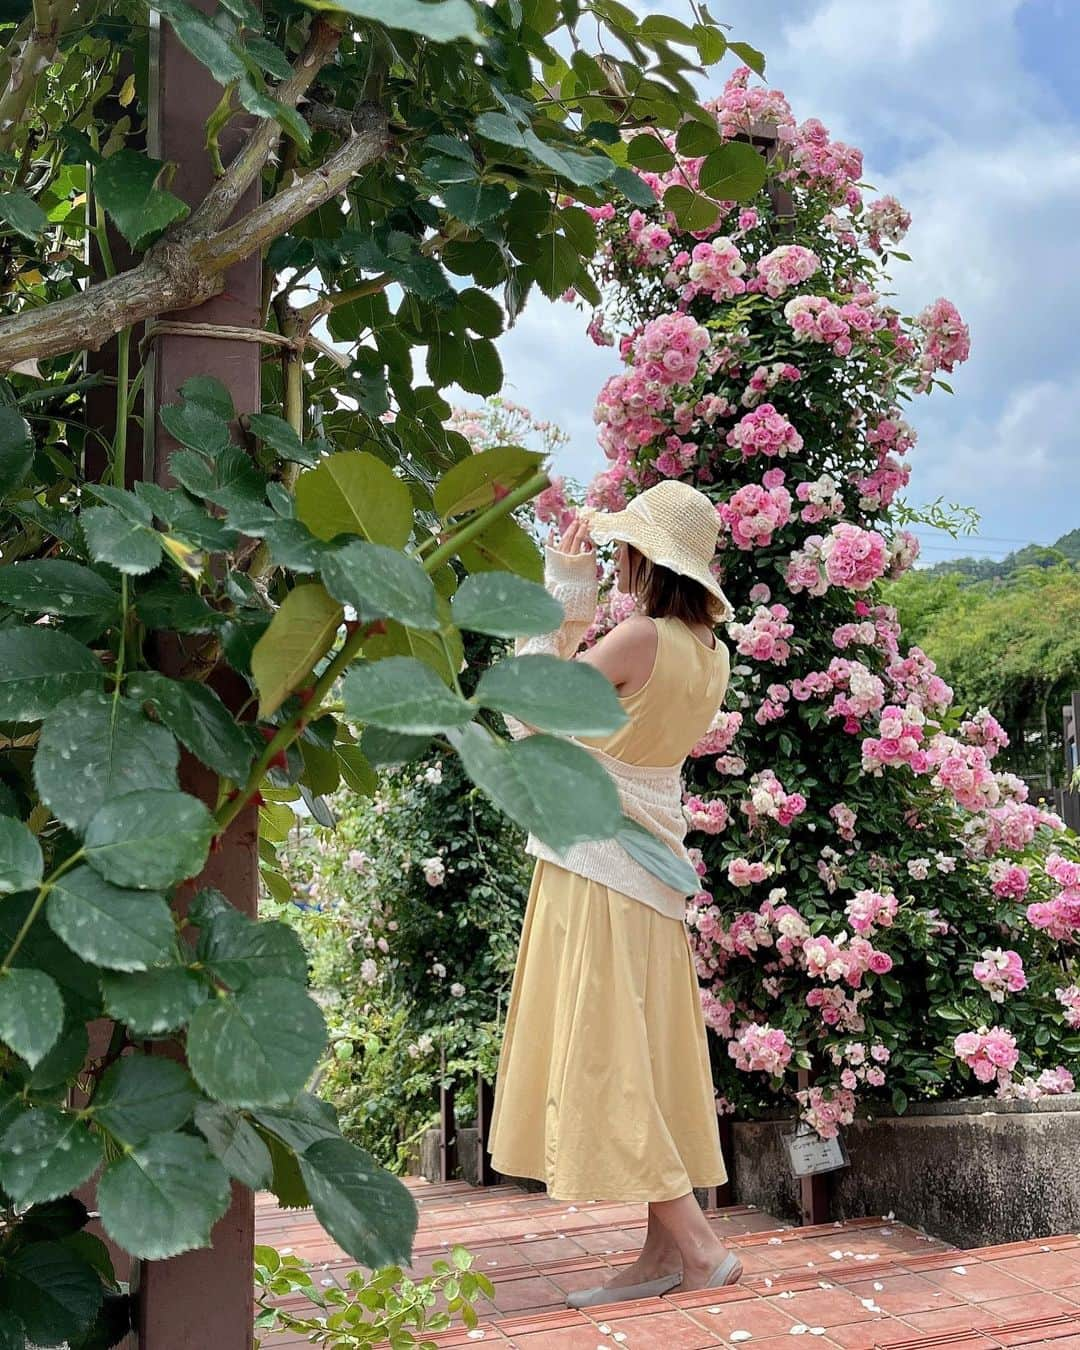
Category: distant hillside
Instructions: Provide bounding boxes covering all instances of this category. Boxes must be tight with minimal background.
[920,527,1080,580]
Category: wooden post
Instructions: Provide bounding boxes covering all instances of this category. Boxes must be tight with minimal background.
[439,1049,458,1183]
[475,1071,497,1186]
[133,3,263,1345]
[796,1067,830,1226]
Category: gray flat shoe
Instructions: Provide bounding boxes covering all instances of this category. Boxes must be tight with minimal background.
[565,1269,682,1309]
[706,1252,743,1287]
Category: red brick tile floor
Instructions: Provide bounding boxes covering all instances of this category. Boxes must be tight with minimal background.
[255,1180,1080,1349]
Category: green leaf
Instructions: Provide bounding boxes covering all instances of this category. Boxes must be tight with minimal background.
[443,180,512,226]
[0,969,63,1067]
[83,789,215,890]
[360,727,431,766]
[244,412,314,465]
[90,1054,199,1144]
[0,404,34,498]
[476,654,627,735]
[178,375,235,421]
[447,724,622,852]
[473,111,526,147]
[335,744,377,794]
[698,141,768,200]
[727,39,765,75]
[533,231,581,300]
[194,1101,273,1190]
[342,657,474,734]
[663,184,720,232]
[159,398,232,456]
[0,1108,104,1206]
[299,1137,418,1267]
[295,451,413,547]
[0,815,43,895]
[616,816,702,894]
[126,673,253,782]
[93,148,189,247]
[82,504,163,575]
[0,189,48,238]
[433,445,544,518]
[155,0,247,82]
[0,1242,103,1346]
[0,626,102,722]
[251,582,343,719]
[192,887,307,990]
[322,540,440,631]
[100,965,209,1036]
[458,514,543,581]
[454,287,504,338]
[47,865,176,972]
[675,119,723,158]
[253,1092,339,1154]
[186,977,326,1109]
[98,1134,231,1260]
[458,336,504,396]
[611,165,656,208]
[317,0,483,43]
[626,132,676,172]
[891,1086,909,1115]
[0,560,119,620]
[35,691,179,833]
[522,129,615,187]
[451,571,563,636]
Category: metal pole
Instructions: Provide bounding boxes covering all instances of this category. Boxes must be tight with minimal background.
[134,4,263,1345]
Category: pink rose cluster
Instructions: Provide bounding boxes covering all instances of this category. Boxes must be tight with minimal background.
[916,297,971,391]
[752,244,820,297]
[887,530,921,578]
[830,802,858,841]
[787,116,863,204]
[707,66,797,143]
[533,475,575,531]
[728,603,794,664]
[863,194,912,253]
[820,522,889,591]
[785,534,828,596]
[845,888,899,936]
[960,707,1010,757]
[631,312,711,389]
[972,948,1027,1002]
[718,469,792,549]
[925,735,1000,812]
[796,473,845,524]
[1057,984,1080,1029]
[827,1039,891,1091]
[626,208,673,266]
[756,681,791,726]
[953,1026,1019,1085]
[855,454,911,511]
[783,293,884,357]
[690,708,743,759]
[727,402,804,459]
[594,369,668,460]
[1026,853,1080,942]
[988,861,1029,900]
[803,932,893,987]
[669,237,747,303]
[727,856,775,887]
[999,1067,1076,1102]
[683,793,731,835]
[740,361,801,408]
[797,1084,856,1139]
[742,769,807,829]
[728,1022,793,1077]
[860,703,927,773]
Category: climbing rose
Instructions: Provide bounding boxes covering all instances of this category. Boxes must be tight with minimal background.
[728,1022,792,1076]
[727,403,804,459]
[953,1026,1018,1084]
[820,522,889,591]
[972,948,1027,1002]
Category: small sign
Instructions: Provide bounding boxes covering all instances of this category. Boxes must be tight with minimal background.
[782,1124,849,1178]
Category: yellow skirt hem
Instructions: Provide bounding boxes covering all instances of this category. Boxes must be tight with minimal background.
[488,1156,728,1205]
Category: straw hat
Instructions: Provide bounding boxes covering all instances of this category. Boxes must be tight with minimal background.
[581,480,734,622]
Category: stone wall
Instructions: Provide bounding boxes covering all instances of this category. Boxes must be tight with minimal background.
[730,1094,1080,1248]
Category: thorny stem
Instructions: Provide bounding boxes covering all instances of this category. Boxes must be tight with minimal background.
[1,850,84,972]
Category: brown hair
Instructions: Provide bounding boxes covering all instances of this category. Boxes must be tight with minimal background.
[627,545,722,627]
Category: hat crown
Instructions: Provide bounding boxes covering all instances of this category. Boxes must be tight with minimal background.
[627,480,719,564]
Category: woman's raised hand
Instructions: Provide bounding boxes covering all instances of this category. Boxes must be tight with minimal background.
[548,513,593,557]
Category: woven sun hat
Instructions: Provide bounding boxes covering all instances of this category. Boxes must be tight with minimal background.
[581,480,734,622]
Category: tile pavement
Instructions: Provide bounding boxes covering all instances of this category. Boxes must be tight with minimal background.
[255,1179,1080,1349]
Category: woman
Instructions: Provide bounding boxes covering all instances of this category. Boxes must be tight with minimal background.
[487,479,743,1307]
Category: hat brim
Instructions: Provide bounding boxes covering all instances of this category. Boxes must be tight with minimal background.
[583,506,734,622]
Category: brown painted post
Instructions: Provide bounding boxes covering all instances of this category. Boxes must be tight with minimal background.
[715,1117,734,1208]
[439,1048,458,1183]
[795,1067,830,1226]
[475,1071,497,1186]
[132,3,263,1345]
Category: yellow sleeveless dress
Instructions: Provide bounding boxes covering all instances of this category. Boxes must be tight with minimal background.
[488,616,731,1202]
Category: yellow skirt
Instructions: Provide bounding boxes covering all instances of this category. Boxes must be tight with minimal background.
[488,860,727,1203]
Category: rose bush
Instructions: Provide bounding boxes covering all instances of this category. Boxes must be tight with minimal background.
[571,66,1079,1131]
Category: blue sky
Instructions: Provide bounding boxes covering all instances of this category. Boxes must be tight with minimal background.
[475,0,1080,564]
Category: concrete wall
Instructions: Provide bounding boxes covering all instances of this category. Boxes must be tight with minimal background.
[730,1094,1080,1248]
